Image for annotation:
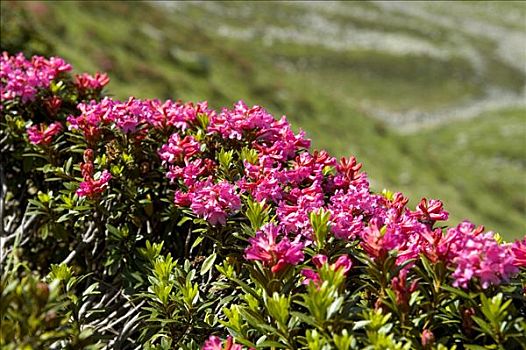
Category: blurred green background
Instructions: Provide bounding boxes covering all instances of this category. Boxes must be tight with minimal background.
[2,1,525,240]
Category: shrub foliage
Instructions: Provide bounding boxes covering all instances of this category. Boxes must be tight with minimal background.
[1,52,525,350]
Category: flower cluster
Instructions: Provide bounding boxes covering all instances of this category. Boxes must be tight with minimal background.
[76,149,112,199]
[245,223,305,273]
[26,122,63,145]
[67,97,214,141]
[202,336,245,350]
[74,72,110,91]
[3,52,525,350]
[1,52,71,103]
[94,94,520,289]
[446,222,519,289]
[175,180,241,225]
[412,197,449,225]
[301,254,352,286]
[158,134,201,165]
[511,238,526,267]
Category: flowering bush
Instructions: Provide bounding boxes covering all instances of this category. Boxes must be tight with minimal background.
[1,52,525,350]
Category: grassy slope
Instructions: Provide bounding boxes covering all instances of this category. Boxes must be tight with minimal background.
[2,1,524,239]
[402,108,525,236]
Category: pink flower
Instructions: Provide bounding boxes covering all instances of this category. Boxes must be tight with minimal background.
[27,122,63,145]
[77,170,112,199]
[419,227,460,263]
[159,100,214,130]
[1,52,71,103]
[208,101,310,161]
[329,181,384,241]
[202,336,222,350]
[208,100,275,140]
[240,157,284,203]
[44,96,62,115]
[330,212,364,241]
[187,180,241,225]
[301,268,322,286]
[46,56,72,73]
[202,336,243,350]
[511,238,526,267]
[388,192,409,216]
[67,97,115,141]
[166,158,215,186]
[359,218,405,260]
[277,180,325,236]
[450,225,519,289]
[312,254,328,268]
[302,254,352,285]
[245,223,304,273]
[421,329,435,349]
[335,156,363,187]
[174,190,192,207]
[418,221,520,289]
[332,255,353,274]
[158,134,201,165]
[75,72,110,91]
[254,116,310,161]
[411,198,449,224]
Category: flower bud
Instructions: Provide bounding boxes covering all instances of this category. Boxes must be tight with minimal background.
[35,281,49,307]
[140,161,150,174]
[80,162,94,179]
[44,310,59,329]
[312,254,328,268]
[44,96,62,115]
[421,329,435,349]
[83,148,94,163]
[461,307,476,335]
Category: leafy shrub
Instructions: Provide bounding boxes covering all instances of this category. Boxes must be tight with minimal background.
[1,52,525,350]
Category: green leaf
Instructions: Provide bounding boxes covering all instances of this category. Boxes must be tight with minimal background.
[327,296,344,319]
[465,345,497,350]
[191,236,204,250]
[441,284,472,300]
[472,316,494,336]
[352,320,371,330]
[257,340,286,348]
[200,253,216,275]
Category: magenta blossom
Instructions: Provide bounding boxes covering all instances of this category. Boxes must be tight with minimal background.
[412,198,449,223]
[421,329,435,349]
[27,122,63,145]
[254,116,310,161]
[240,157,284,203]
[187,180,241,225]
[202,335,243,350]
[208,100,275,140]
[359,218,405,260]
[158,100,215,130]
[450,224,518,289]
[334,156,364,188]
[245,223,304,273]
[511,238,526,267]
[77,170,112,199]
[44,96,62,115]
[75,72,110,91]
[277,180,325,237]
[329,181,384,241]
[302,254,352,286]
[166,158,215,186]
[159,133,201,165]
[1,52,71,103]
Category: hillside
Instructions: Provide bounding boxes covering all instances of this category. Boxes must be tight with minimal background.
[1,1,524,239]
